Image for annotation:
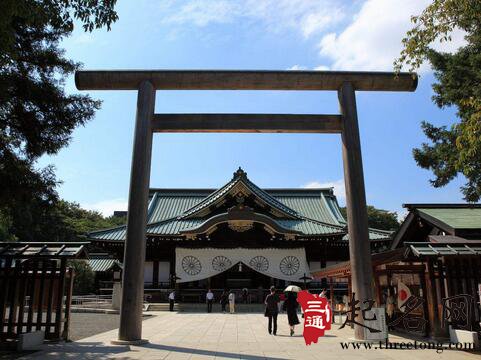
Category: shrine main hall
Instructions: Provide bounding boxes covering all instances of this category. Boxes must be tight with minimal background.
[88,168,391,302]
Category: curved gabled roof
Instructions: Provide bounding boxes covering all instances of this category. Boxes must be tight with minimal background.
[179,168,300,219]
[87,168,392,243]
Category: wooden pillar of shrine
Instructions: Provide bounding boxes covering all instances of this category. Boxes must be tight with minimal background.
[117,80,155,343]
[339,82,374,340]
[425,259,441,337]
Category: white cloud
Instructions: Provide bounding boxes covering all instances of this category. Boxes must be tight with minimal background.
[82,198,128,217]
[302,179,345,201]
[287,64,330,71]
[318,0,466,72]
[159,0,345,37]
[286,65,308,71]
[155,0,466,72]
[300,9,344,38]
[163,0,238,27]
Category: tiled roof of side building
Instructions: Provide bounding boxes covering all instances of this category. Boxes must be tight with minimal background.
[416,207,481,230]
[87,257,122,272]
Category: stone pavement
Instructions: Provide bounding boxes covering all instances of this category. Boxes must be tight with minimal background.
[19,312,480,359]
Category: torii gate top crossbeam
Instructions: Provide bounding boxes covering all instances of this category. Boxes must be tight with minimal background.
[75,70,417,92]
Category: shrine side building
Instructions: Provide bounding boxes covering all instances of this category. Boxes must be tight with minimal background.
[88,168,391,302]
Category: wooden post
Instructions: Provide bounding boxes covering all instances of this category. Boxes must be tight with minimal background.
[118,80,155,343]
[0,268,9,334]
[26,262,38,333]
[419,271,429,337]
[36,260,47,331]
[16,267,27,336]
[373,270,382,307]
[54,259,67,339]
[338,82,374,340]
[425,259,441,337]
[329,278,334,310]
[62,267,75,341]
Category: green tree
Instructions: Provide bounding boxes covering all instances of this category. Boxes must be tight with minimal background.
[395,0,481,201]
[57,201,126,238]
[0,1,118,241]
[340,206,399,231]
[69,260,95,295]
[0,199,126,242]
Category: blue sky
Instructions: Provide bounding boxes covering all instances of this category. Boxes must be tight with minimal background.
[38,0,468,217]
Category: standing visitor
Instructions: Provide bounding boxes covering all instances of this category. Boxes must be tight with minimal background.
[283,292,300,336]
[278,292,286,313]
[206,289,214,313]
[168,290,175,312]
[220,290,228,313]
[264,286,279,335]
[242,288,249,304]
[228,290,236,313]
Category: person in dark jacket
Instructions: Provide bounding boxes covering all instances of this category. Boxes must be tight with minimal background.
[264,286,279,335]
[283,291,300,336]
[220,290,228,313]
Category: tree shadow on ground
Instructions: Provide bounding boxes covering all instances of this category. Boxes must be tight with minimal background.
[143,343,287,359]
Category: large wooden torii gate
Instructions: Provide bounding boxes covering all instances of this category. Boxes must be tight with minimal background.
[75,70,417,342]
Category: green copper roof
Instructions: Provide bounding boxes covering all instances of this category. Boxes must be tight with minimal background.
[180,168,300,219]
[90,217,345,241]
[88,168,391,242]
[343,228,393,241]
[87,257,122,272]
[417,207,481,230]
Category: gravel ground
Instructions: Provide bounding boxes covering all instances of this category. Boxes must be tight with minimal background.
[0,313,152,359]
[68,312,155,341]
[68,312,121,341]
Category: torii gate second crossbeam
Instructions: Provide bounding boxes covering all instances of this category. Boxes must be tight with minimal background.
[75,70,417,343]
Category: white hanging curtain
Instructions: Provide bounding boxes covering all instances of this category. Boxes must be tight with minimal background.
[175,247,310,283]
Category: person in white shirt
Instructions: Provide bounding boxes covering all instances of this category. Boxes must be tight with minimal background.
[206,289,214,313]
[168,291,175,312]
[228,291,236,314]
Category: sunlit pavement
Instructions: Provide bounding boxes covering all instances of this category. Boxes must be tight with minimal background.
[19,312,480,360]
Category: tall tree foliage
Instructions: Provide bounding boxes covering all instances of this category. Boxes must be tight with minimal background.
[340,206,399,231]
[395,0,481,201]
[0,1,118,241]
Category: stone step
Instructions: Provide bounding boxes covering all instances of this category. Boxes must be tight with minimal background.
[179,303,265,313]
[145,303,179,311]
[145,303,266,313]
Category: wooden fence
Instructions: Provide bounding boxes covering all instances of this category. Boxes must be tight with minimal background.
[0,259,74,341]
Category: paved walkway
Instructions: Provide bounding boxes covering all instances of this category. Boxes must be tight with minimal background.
[20,313,480,359]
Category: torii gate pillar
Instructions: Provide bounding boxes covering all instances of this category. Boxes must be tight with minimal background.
[339,82,374,339]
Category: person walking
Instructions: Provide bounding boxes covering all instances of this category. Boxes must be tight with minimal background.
[228,290,236,314]
[168,290,175,312]
[264,286,279,335]
[283,292,300,336]
[220,290,228,313]
[206,289,214,313]
[278,292,286,313]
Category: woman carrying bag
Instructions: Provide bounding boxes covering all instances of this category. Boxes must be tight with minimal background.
[283,291,300,336]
